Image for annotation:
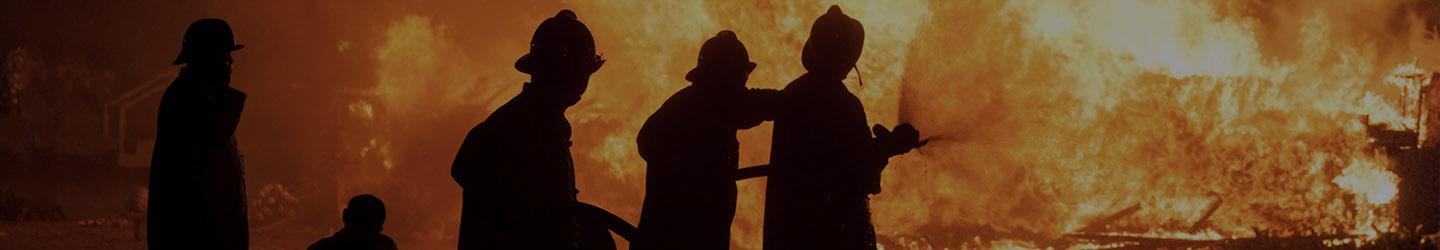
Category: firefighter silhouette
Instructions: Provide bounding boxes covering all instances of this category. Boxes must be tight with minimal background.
[762,6,923,250]
[308,194,397,250]
[147,18,250,250]
[450,9,628,250]
[633,30,777,250]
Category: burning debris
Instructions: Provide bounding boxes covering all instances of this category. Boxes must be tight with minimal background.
[249,183,300,228]
[1368,66,1440,239]
[1027,63,1439,248]
[872,1,1440,248]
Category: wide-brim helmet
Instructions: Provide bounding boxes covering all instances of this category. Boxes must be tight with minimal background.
[515,10,597,75]
[801,6,864,75]
[685,30,753,82]
[172,18,244,65]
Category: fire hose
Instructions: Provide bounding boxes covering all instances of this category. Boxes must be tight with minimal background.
[576,201,637,241]
[733,138,932,181]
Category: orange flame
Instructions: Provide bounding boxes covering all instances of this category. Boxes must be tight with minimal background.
[351,1,1440,249]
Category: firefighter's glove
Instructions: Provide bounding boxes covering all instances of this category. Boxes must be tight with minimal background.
[874,123,921,157]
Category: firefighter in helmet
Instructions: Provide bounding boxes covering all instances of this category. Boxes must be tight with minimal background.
[634,30,777,250]
[450,9,610,250]
[763,6,922,250]
[148,18,250,250]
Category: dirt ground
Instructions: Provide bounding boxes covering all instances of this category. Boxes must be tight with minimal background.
[0,221,318,250]
[0,155,325,249]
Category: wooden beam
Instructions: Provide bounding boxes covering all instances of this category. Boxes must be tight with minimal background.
[1078,204,1142,233]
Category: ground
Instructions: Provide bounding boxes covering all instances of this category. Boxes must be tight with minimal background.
[0,154,315,249]
[0,221,322,249]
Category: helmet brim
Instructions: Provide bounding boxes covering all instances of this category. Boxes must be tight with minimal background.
[172,44,245,65]
[514,53,537,74]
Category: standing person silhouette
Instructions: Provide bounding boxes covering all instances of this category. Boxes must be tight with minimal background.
[147,18,250,250]
[308,194,398,250]
[450,9,606,250]
[632,31,777,250]
[763,6,922,250]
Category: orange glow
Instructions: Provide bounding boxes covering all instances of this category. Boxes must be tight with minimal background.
[216,0,1440,249]
[7,0,1440,249]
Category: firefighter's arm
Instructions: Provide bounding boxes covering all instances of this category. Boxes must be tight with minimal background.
[209,88,245,143]
[451,128,496,190]
[175,86,243,148]
[157,88,220,181]
[449,143,473,189]
[738,88,782,127]
[872,123,922,157]
[735,164,772,181]
[855,123,922,194]
[575,201,638,241]
[163,88,216,154]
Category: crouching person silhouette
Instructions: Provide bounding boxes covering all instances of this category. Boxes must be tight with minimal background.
[632,31,777,250]
[308,194,397,250]
[763,6,923,250]
[450,9,606,250]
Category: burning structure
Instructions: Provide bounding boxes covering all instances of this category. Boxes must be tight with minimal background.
[3,0,1440,249]
[1370,67,1440,236]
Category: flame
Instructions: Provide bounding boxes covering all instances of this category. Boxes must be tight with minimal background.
[1333,158,1400,206]
[348,0,1440,249]
[880,0,1432,247]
